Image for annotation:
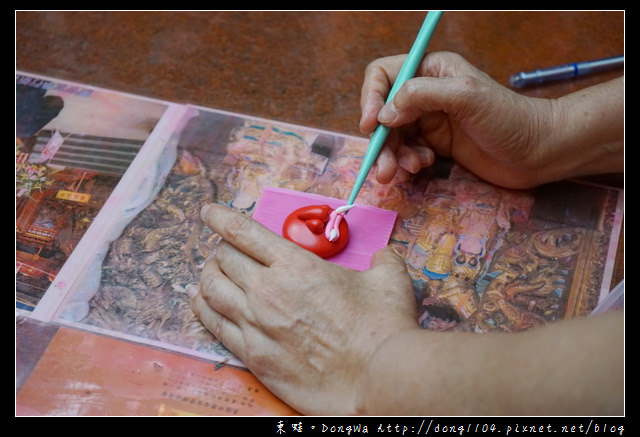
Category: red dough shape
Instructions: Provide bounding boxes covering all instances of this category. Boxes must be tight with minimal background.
[282,204,350,258]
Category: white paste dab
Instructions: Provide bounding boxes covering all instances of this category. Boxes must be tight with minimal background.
[325,204,356,242]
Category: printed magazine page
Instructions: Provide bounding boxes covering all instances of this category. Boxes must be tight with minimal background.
[16,75,623,418]
[44,103,623,365]
[16,71,187,313]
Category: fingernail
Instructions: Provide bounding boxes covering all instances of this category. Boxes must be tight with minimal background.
[416,147,435,166]
[398,154,419,174]
[378,103,398,124]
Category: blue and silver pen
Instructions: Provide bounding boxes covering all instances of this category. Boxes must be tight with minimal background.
[346,11,443,207]
[509,55,624,88]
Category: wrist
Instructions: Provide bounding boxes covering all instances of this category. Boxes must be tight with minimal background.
[532,79,624,185]
[356,328,453,415]
[354,329,415,415]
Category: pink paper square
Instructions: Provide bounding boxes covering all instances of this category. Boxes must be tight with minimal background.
[252,187,398,271]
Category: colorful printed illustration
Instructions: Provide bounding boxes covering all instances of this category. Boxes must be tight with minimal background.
[15,73,169,310]
[402,169,621,332]
[18,76,621,417]
[51,106,622,365]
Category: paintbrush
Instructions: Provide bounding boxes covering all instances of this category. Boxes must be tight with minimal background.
[346,11,443,207]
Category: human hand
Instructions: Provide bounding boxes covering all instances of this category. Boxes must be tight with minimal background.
[189,203,419,415]
[360,51,555,189]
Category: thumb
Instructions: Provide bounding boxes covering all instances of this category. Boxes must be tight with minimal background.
[368,245,418,316]
[370,245,407,272]
[378,76,480,127]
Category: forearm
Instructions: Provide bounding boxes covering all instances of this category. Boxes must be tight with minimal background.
[358,311,623,415]
[536,76,624,185]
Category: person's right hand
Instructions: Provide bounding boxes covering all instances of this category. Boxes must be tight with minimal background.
[360,51,557,189]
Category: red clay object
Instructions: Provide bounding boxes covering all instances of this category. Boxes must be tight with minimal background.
[282,204,350,258]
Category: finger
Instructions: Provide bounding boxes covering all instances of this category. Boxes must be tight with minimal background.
[396,145,422,174]
[374,145,397,184]
[359,88,383,135]
[367,246,417,317]
[392,167,412,184]
[200,203,296,267]
[200,256,249,324]
[414,145,436,168]
[188,285,245,354]
[370,245,406,270]
[375,130,401,184]
[215,240,264,293]
[368,52,484,130]
[384,75,490,128]
[360,55,407,134]
[419,51,489,83]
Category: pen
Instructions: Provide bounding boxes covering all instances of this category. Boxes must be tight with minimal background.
[346,11,443,207]
[509,55,624,88]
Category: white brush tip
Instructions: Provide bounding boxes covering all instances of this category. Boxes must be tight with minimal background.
[335,204,356,214]
[329,228,339,242]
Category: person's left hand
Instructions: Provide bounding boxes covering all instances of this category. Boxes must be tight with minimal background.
[189,203,419,415]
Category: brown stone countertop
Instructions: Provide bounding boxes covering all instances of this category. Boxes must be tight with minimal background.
[16,10,624,286]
